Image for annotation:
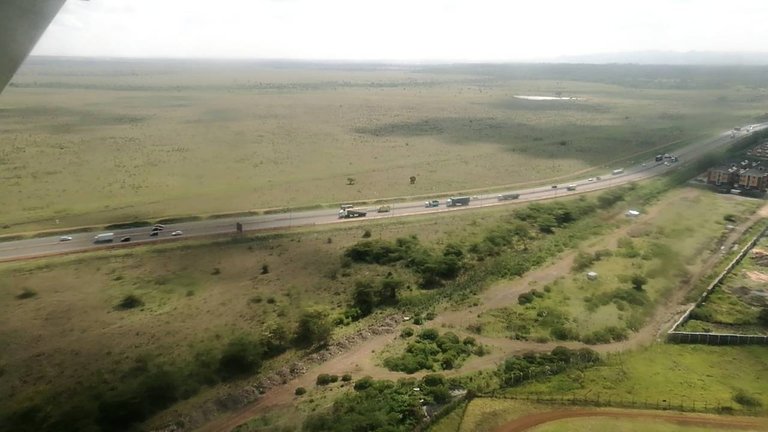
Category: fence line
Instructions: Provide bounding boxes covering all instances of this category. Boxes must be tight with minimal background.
[667,222,768,345]
[483,393,764,416]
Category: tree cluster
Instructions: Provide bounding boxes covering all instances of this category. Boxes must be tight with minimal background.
[383,329,485,373]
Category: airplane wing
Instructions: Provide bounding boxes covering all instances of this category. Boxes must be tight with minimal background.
[0,0,66,94]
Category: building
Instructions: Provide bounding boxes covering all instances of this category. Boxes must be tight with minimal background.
[706,165,739,187]
[738,168,768,191]
[706,161,768,192]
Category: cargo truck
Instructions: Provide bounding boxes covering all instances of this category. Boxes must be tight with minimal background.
[497,193,520,201]
[446,196,470,207]
[93,233,115,243]
[338,209,367,219]
[566,185,577,191]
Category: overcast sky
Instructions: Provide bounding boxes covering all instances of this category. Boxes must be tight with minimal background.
[31,0,768,61]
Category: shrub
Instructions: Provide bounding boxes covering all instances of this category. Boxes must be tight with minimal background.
[316,374,334,386]
[217,336,264,379]
[733,390,762,407]
[16,288,37,300]
[418,328,439,341]
[116,294,144,310]
[260,264,270,274]
[295,387,307,396]
[353,376,374,391]
[341,374,352,382]
[211,267,221,275]
[362,229,372,238]
[630,274,648,291]
[400,327,414,338]
[294,309,333,347]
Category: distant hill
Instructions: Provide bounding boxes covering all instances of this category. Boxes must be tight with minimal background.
[554,51,768,66]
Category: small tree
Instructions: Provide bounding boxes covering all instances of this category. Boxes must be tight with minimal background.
[630,274,648,291]
[409,175,417,185]
[346,177,356,185]
[295,387,307,396]
[295,309,333,347]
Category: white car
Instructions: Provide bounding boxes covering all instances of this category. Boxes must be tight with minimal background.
[587,177,595,182]
[59,236,73,242]
[171,230,183,236]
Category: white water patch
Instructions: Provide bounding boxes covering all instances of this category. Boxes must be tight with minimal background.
[514,95,584,101]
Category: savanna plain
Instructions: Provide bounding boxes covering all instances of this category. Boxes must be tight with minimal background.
[1,59,768,432]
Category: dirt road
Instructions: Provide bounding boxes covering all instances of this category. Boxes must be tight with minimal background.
[492,408,768,432]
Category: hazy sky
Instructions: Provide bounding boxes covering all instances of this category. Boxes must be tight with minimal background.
[31,0,768,61]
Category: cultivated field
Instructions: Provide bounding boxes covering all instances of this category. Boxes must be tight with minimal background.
[2,58,768,233]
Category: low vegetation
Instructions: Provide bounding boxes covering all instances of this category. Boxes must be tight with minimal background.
[383,329,487,373]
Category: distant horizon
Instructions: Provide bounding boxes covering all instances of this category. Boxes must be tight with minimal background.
[24,50,768,66]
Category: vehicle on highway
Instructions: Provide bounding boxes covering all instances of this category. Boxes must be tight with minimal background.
[339,204,354,210]
[446,196,470,207]
[566,184,577,191]
[120,236,131,243]
[425,200,440,208]
[497,193,520,201]
[153,224,165,229]
[377,205,391,213]
[338,209,367,219]
[551,185,558,189]
[93,233,114,243]
[596,176,602,180]
[171,230,183,236]
[59,236,73,242]
[587,177,594,182]
[151,226,164,232]
[149,231,159,237]
[612,168,624,175]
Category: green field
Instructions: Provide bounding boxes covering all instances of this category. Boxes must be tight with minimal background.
[502,344,768,413]
[529,416,760,432]
[2,58,768,233]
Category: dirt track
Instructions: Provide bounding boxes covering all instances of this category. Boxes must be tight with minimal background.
[492,408,768,432]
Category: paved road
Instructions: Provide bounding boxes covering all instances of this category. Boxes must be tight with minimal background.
[0,124,765,263]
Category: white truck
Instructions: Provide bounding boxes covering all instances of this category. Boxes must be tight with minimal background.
[338,209,367,219]
[612,168,624,175]
[93,233,115,243]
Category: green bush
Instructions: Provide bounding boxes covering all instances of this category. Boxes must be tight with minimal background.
[294,309,332,347]
[341,374,352,382]
[217,336,264,379]
[733,390,762,407]
[353,376,374,391]
[116,294,143,310]
[295,387,307,396]
[400,327,414,338]
[316,374,334,386]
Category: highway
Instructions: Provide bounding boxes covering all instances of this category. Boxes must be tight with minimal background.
[0,124,765,263]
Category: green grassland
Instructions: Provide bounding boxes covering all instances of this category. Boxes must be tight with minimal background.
[503,344,768,413]
[681,234,768,335]
[528,416,758,432]
[476,189,761,343]
[2,59,768,233]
